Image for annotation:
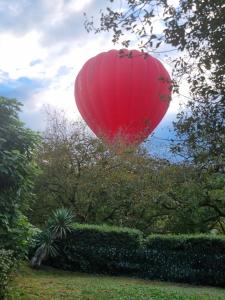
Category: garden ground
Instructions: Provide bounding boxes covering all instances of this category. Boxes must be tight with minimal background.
[9,264,225,300]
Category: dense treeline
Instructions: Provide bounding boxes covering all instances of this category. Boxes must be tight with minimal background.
[29,110,225,234]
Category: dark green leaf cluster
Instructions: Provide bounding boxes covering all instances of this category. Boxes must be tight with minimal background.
[47,223,143,274]
[30,208,74,268]
[69,223,143,248]
[1,214,39,260]
[46,223,225,287]
[142,235,225,285]
[48,208,74,239]
[0,249,15,299]
[0,97,40,256]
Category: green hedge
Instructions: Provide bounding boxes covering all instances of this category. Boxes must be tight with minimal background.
[139,235,225,286]
[0,249,15,300]
[48,223,142,274]
[68,223,143,248]
[46,224,225,287]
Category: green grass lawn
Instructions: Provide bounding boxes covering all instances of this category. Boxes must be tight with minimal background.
[9,264,225,300]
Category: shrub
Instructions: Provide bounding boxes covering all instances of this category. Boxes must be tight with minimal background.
[45,224,225,287]
[48,223,143,274]
[0,249,15,299]
[30,208,74,268]
[140,234,225,286]
[69,223,143,249]
[1,214,39,260]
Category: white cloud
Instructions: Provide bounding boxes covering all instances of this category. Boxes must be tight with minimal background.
[24,34,115,116]
[0,0,188,134]
[67,0,93,12]
[0,31,47,79]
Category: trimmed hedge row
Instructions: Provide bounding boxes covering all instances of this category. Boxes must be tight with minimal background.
[0,249,15,300]
[47,224,225,287]
[48,224,142,274]
[141,235,225,286]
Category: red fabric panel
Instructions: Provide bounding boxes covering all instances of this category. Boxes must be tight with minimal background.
[75,49,171,145]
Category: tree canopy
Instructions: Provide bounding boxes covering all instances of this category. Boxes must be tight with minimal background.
[30,110,225,234]
[85,0,225,170]
[0,97,39,255]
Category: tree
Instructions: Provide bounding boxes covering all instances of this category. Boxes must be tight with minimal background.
[0,97,40,256]
[151,163,225,234]
[30,110,225,234]
[30,110,109,225]
[85,0,225,170]
[30,110,156,227]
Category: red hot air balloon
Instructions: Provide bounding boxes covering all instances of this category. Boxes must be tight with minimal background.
[75,49,171,146]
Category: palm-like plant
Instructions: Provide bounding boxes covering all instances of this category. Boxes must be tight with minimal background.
[30,230,58,268]
[30,208,74,268]
[48,208,74,239]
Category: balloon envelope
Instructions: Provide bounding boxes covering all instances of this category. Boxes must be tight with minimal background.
[75,49,171,145]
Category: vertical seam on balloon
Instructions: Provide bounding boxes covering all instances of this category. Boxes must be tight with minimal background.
[145,56,153,134]
[84,58,99,133]
[142,53,151,141]
[124,50,141,141]
[87,56,104,134]
[114,50,119,140]
[127,51,134,139]
[95,52,105,139]
[151,57,163,133]
[81,64,91,126]
[98,52,109,138]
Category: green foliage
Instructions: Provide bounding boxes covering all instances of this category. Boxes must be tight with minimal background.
[0,249,15,299]
[36,230,58,257]
[31,111,225,234]
[142,235,225,286]
[48,208,74,239]
[46,223,225,287]
[30,208,74,268]
[0,97,40,256]
[69,223,143,249]
[1,213,39,259]
[30,111,157,229]
[48,223,143,274]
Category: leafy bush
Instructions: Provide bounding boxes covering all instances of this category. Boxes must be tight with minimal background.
[48,223,143,274]
[69,223,143,249]
[0,97,40,261]
[0,249,15,299]
[140,234,225,286]
[1,214,39,260]
[45,224,225,287]
[30,208,74,268]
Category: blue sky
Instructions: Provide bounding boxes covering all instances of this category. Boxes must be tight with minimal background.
[0,0,186,156]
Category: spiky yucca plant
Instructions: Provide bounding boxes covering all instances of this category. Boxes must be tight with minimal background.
[48,208,74,239]
[30,208,74,268]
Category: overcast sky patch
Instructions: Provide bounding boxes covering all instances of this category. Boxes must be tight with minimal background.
[0,0,184,150]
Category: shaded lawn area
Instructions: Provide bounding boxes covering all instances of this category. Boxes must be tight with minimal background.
[9,264,225,300]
